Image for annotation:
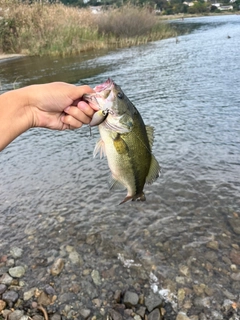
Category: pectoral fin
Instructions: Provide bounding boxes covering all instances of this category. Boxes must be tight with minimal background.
[113,135,129,154]
[146,154,161,184]
[93,138,106,158]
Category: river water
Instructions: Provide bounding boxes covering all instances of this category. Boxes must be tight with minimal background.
[1,15,240,318]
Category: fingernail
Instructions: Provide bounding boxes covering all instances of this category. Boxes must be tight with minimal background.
[64,106,70,113]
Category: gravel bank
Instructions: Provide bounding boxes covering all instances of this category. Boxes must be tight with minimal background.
[1,241,240,320]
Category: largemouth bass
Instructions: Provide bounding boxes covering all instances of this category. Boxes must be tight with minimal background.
[84,78,160,204]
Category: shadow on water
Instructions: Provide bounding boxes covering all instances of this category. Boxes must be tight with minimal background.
[0,49,111,93]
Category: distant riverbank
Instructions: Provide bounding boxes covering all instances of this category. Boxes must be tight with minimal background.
[0,3,178,57]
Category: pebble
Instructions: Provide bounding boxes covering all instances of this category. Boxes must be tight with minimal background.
[148,308,161,320]
[123,291,139,307]
[23,287,36,301]
[91,269,101,286]
[0,273,13,285]
[50,313,61,320]
[193,297,211,309]
[228,217,240,235]
[80,308,91,319]
[229,249,240,265]
[145,292,163,312]
[230,272,240,281]
[50,258,64,276]
[69,251,83,265]
[37,291,52,306]
[109,308,123,320]
[0,283,7,294]
[206,240,219,250]
[8,310,24,320]
[10,247,23,259]
[136,306,146,318]
[2,290,19,306]
[0,299,7,311]
[9,266,25,278]
[176,312,191,320]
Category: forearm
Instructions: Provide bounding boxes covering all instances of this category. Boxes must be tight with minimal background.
[0,88,33,151]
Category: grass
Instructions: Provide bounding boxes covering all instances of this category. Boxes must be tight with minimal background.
[0,2,179,56]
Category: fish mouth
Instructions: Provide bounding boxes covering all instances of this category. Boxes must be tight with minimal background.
[83,78,115,111]
[94,78,114,92]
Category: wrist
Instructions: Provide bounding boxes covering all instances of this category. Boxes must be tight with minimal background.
[0,88,34,150]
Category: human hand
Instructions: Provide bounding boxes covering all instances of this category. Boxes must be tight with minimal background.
[26,82,97,130]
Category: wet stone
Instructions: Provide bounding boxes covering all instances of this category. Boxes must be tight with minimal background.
[50,258,64,276]
[44,284,56,296]
[80,308,91,319]
[229,249,240,265]
[10,247,23,259]
[9,266,25,278]
[136,306,146,318]
[145,292,163,312]
[6,259,15,267]
[8,310,24,320]
[91,269,101,286]
[0,283,7,294]
[211,310,223,319]
[23,287,36,301]
[2,290,19,306]
[123,291,139,307]
[230,272,240,281]
[229,217,240,235]
[32,315,44,320]
[176,312,190,320]
[114,290,122,303]
[50,313,62,320]
[0,299,6,312]
[37,291,52,306]
[148,308,161,320]
[193,297,211,309]
[58,292,77,304]
[69,251,83,265]
[206,241,219,251]
[109,309,123,320]
[0,273,13,285]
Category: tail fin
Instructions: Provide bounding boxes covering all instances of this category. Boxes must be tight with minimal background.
[119,192,146,205]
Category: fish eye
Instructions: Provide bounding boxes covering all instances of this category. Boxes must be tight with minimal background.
[117,92,124,99]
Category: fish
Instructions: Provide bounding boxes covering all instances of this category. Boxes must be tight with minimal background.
[84,78,160,204]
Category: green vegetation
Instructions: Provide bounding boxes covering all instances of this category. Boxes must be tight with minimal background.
[0,2,178,56]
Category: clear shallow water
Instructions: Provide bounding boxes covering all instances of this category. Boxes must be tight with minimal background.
[1,14,240,314]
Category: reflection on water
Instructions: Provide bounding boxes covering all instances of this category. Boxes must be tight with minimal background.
[1,14,240,314]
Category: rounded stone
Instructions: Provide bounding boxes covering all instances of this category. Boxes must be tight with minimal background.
[123,291,139,307]
[50,258,64,276]
[0,299,7,312]
[9,266,25,278]
[0,284,7,294]
[2,290,19,305]
[10,247,23,259]
[0,273,13,285]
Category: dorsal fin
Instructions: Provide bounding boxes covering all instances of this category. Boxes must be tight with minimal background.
[145,125,155,151]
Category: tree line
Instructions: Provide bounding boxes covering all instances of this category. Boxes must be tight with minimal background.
[12,0,240,14]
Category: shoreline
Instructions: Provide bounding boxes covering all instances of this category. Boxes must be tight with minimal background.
[0,54,25,62]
